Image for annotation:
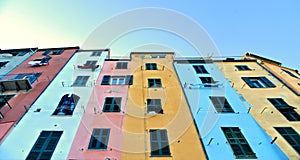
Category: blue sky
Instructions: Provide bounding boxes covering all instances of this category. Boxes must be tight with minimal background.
[0,0,299,70]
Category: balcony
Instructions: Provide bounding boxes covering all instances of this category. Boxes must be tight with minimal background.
[0,72,42,93]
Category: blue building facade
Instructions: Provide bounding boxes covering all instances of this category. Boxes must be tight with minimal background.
[173,60,288,159]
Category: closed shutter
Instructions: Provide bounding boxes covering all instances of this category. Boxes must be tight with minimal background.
[101,75,111,85]
[260,77,276,88]
[73,76,89,86]
[275,127,300,154]
[26,131,63,160]
[221,127,256,158]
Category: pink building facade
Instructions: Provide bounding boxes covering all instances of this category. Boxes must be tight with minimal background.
[68,59,132,160]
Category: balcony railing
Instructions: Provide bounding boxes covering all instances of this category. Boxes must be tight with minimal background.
[186,82,224,89]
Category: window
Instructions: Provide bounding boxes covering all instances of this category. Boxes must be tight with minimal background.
[111,76,125,85]
[0,94,15,110]
[147,99,163,114]
[193,65,209,74]
[150,129,171,157]
[199,77,217,84]
[91,51,101,56]
[103,97,121,112]
[210,96,234,113]
[0,61,9,69]
[235,65,251,71]
[85,60,97,66]
[14,72,42,84]
[116,62,128,69]
[148,79,162,88]
[221,127,256,159]
[242,77,276,88]
[146,63,158,70]
[52,94,80,116]
[72,76,89,87]
[88,128,110,150]
[51,49,64,55]
[151,54,166,58]
[274,127,300,154]
[26,131,63,160]
[42,50,51,55]
[16,51,28,56]
[268,98,300,121]
[101,75,133,85]
[282,69,299,78]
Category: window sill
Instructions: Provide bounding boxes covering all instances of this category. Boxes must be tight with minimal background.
[235,155,257,159]
[87,149,108,151]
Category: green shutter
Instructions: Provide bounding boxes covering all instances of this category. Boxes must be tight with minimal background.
[26,131,63,160]
[275,127,300,154]
[221,127,256,159]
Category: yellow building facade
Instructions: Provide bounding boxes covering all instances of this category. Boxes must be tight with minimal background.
[243,53,300,96]
[121,53,207,160]
[215,60,300,159]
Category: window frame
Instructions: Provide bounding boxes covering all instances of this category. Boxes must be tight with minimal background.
[52,94,80,116]
[85,60,97,66]
[274,127,300,154]
[51,49,64,55]
[151,54,166,58]
[268,98,300,121]
[235,65,251,71]
[26,131,63,160]
[72,76,90,87]
[148,78,162,88]
[88,128,110,150]
[147,99,163,114]
[193,65,209,74]
[242,77,276,88]
[145,63,158,70]
[110,76,125,85]
[115,62,128,69]
[210,96,234,113]
[101,75,133,85]
[199,77,217,84]
[103,97,122,112]
[0,94,15,110]
[0,61,9,69]
[282,69,299,78]
[221,127,257,159]
[42,50,51,55]
[149,129,171,157]
[90,51,101,56]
